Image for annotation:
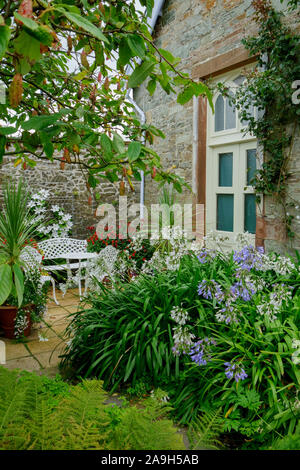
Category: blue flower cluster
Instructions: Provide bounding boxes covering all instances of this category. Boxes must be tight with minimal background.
[198,280,224,303]
[224,361,248,382]
[189,337,217,366]
[233,246,264,271]
[230,279,257,302]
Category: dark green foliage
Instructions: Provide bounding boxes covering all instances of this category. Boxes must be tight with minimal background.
[0,367,184,450]
[269,423,300,450]
[61,249,300,446]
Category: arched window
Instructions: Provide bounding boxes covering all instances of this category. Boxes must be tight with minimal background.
[214,93,236,132]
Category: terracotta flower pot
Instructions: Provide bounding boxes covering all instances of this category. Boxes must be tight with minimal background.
[0,304,33,339]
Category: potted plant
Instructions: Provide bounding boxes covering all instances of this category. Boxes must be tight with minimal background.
[0,179,44,339]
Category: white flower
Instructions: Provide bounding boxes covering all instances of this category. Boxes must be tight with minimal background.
[51,205,60,213]
[170,305,189,326]
[38,334,49,342]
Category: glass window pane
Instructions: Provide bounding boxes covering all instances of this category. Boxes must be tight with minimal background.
[219,153,233,187]
[244,194,256,234]
[217,194,234,232]
[225,93,236,129]
[215,95,224,132]
[247,149,257,185]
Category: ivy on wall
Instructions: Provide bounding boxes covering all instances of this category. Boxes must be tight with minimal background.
[218,0,300,239]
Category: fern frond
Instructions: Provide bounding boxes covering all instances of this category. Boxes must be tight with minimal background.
[188,409,224,450]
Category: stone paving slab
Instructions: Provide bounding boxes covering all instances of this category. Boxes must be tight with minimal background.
[1,289,79,374]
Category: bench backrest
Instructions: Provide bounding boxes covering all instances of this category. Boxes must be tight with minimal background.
[38,238,88,260]
[20,245,43,270]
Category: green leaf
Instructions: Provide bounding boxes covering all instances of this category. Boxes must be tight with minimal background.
[112,133,125,154]
[0,135,6,164]
[100,134,112,154]
[147,78,157,96]
[118,38,134,67]
[128,59,155,89]
[60,11,109,43]
[13,31,41,73]
[158,48,177,65]
[127,34,146,59]
[177,84,195,105]
[13,264,24,308]
[0,127,17,136]
[128,141,141,162]
[0,24,11,59]
[0,264,13,306]
[22,114,61,131]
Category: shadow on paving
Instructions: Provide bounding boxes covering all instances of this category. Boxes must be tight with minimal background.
[0,288,80,375]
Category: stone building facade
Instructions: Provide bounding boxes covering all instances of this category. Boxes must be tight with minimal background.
[134,0,300,254]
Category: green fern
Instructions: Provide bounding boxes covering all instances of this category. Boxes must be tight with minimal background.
[107,396,185,450]
[0,367,185,450]
[188,409,224,450]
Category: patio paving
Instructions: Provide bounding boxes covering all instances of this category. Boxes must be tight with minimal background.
[1,288,80,375]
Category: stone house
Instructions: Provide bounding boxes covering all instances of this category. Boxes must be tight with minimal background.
[134,0,300,254]
[0,0,299,252]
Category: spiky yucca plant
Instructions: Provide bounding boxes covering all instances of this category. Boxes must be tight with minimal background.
[0,179,37,306]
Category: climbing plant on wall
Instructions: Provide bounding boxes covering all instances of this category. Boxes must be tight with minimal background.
[218,0,300,238]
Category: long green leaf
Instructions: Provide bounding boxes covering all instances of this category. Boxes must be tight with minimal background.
[0,264,13,305]
[128,59,155,89]
[13,264,24,308]
[61,11,109,43]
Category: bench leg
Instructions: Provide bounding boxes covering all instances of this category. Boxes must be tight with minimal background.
[78,261,82,299]
[51,278,59,305]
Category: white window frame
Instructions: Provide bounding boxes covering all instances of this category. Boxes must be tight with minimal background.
[206,66,263,247]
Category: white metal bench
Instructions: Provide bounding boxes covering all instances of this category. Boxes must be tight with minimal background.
[37,238,98,300]
[20,245,59,305]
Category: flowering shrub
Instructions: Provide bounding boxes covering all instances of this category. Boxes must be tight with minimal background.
[62,229,300,448]
[87,224,154,274]
[27,189,73,240]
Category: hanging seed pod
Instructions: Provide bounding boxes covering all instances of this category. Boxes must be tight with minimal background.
[97,71,102,82]
[67,35,73,55]
[73,144,80,154]
[81,50,89,69]
[119,181,125,196]
[23,162,27,170]
[9,73,23,108]
[104,77,109,91]
[122,167,127,177]
[151,167,157,179]
[77,87,83,100]
[90,85,97,106]
[60,156,65,170]
[63,147,71,163]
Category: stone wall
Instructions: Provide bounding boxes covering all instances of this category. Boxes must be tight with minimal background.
[134,0,300,253]
[0,155,140,239]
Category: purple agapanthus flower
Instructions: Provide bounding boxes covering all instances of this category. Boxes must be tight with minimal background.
[230,279,256,302]
[224,361,248,382]
[198,280,225,303]
[233,246,263,271]
[197,251,209,264]
[189,337,217,366]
